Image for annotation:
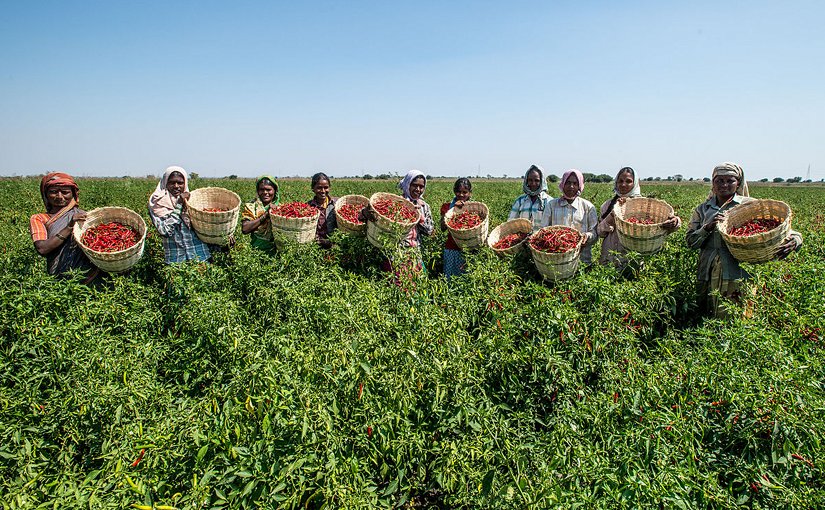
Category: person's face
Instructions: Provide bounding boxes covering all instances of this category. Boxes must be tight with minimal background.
[166,172,185,198]
[257,182,276,205]
[616,171,635,195]
[409,177,425,200]
[563,174,580,197]
[312,179,330,200]
[526,171,542,192]
[454,184,471,202]
[46,186,74,209]
[713,175,738,199]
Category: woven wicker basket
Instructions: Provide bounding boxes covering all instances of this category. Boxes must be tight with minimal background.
[528,226,583,281]
[366,192,418,249]
[187,187,241,245]
[614,197,675,255]
[719,199,792,264]
[487,218,532,257]
[444,202,489,249]
[72,207,147,273]
[269,202,320,248]
[335,194,369,236]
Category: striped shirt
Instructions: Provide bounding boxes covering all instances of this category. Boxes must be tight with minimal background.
[508,192,554,231]
[29,213,51,242]
[148,206,211,263]
[546,196,599,264]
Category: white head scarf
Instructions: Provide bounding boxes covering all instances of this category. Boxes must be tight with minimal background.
[522,164,548,197]
[710,162,749,199]
[613,166,641,198]
[149,166,190,220]
[398,169,426,200]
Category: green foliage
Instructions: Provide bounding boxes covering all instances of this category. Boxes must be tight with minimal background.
[0,178,823,508]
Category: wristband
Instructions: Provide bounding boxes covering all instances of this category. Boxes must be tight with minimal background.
[55,233,67,241]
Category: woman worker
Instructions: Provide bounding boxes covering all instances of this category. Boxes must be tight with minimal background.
[241,175,279,253]
[306,172,338,249]
[686,162,802,317]
[508,164,554,231]
[148,166,212,263]
[29,172,98,282]
[547,169,598,265]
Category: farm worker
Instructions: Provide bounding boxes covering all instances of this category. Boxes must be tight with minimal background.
[306,172,338,249]
[597,166,681,267]
[148,166,212,263]
[508,164,554,231]
[360,169,435,277]
[547,169,599,265]
[686,162,802,317]
[440,177,473,279]
[29,172,99,282]
[241,175,279,254]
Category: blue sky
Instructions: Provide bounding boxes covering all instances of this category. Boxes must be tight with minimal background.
[1,1,823,180]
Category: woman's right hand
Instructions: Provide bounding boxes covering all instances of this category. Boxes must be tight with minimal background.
[703,212,725,232]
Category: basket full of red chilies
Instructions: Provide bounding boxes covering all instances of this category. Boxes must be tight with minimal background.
[487,219,533,256]
[527,226,584,280]
[269,201,320,247]
[443,201,489,249]
[366,192,420,249]
[334,195,370,236]
[72,207,147,273]
[718,199,792,263]
[613,197,676,255]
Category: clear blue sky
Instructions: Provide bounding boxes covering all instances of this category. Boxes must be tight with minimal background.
[1,1,823,180]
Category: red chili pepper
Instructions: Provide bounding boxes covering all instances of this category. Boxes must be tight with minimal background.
[131,448,145,468]
[627,216,656,224]
[493,232,529,249]
[367,426,373,437]
[372,199,418,223]
[729,218,781,237]
[529,227,581,253]
[613,392,619,403]
[338,204,365,224]
[357,382,364,400]
[447,211,483,230]
[270,201,317,218]
[202,207,227,212]
[81,222,138,253]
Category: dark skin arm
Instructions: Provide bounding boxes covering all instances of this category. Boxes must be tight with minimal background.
[33,212,86,256]
[241,211,269,234]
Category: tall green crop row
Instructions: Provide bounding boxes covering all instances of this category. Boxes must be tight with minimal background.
[0,178,823,508]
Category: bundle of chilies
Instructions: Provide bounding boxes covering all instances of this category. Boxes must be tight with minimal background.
[338,204,366,225]
[627,216,656,225]
[202,207,227,213]
[372,199,419,223]
[269,202,317,218]
[493,232,529,250]
[728,218,781,237]
[447,211,483,230]
[529,227,581,253]
[81,222,139,253]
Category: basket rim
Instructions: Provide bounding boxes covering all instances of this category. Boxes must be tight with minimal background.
[74,206,147,256]
[444,202,489,231]
[527,225,583,255]
[269,201,320,220]
[615,197,675,227]
[369,192,419,227]
[187,187,241,211]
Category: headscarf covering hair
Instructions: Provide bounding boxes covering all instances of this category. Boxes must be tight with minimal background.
[710,162,749,199]
[40,172,80,225]
[255,175,280,206]
[522,165,548,211]
[559,169,585,198]
[398,169,426,200]
[149,166,190,223]
[601,167,642,220]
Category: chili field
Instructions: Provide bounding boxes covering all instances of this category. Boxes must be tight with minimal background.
[1,177,823,509]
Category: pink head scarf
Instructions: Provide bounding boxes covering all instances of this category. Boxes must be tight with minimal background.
[559,169,585,199]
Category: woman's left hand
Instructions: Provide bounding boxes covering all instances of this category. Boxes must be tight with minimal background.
[454,200,465,209]
[662,215,681,233]
[775,237,799,260]
[69,212,87,227]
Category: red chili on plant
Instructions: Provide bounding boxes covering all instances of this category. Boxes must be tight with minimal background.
[131,448,145,468]
[447,211,483,230]
[729,218,781,237]
[493,232,529,250]
[529,227,581,253]
[81,222,138,252]
[270,202,317,218]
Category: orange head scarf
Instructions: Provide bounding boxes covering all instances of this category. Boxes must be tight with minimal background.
[40,172,79,209]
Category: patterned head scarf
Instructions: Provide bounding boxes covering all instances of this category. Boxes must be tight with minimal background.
[559,169,585,199]
[149,166,190,219]
[711,162,749,199]
[522,164,548,196]
[255,175,280,206]
[40,172,79,209]
[398,169,426,200]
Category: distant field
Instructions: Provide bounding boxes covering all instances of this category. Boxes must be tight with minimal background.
[1,178,823,508]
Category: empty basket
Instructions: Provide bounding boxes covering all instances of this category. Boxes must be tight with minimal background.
[187,187,241,246]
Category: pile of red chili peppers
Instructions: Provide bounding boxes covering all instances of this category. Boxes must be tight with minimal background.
[338,204,365,224]
[627,216,656,224]
[202,207,227,213]
[373,199,418,223]
[269,202,317,218]
[729,218,781,237]
[529,227,581,253]
[81,222,138,253]
[493,232,529,249]
[447,211,483,230]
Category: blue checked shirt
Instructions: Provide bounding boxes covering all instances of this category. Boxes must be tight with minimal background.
[508,192,554,231]
[148,206,211,263]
